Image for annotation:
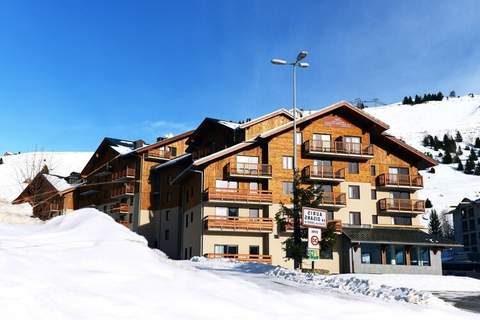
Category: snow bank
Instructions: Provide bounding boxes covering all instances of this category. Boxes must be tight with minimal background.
[267,267,435,304]
[0,209,476,319]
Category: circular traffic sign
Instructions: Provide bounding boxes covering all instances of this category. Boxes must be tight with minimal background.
[310,235,319,245]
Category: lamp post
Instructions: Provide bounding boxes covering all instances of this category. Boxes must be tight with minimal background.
[271,51,309,269]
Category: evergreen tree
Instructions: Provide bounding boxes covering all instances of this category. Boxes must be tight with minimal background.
[429,210,442,237]
[414,95,422,104]
[422,135,434,147]
[449,90,456,98]
[464,158,475,174]
[443,134,456,153]
[433,136,442,151]
[457,160,464,171]
[428,167,436,173]
[474,137,480,148]
[452,154,460,163]
[402,97,409,105]
[469,149,478,161]
[456,146,463,155]
[441,215,454,240]
[455,131,463,142]
[442,152,452,164]
[465,146,471,151]
[425,198,433,208]
[475,162,480,176]
[437,91,444,101]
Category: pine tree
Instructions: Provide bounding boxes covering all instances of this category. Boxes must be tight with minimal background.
[433,136,442,151]
[475,162,480,176]
[456,146,463,155]
[437,91,444,101]
[464,158,475,174]
[429,210,442,237]
[474,137,480,148]
[441,215,454,240]
[457,160,464,171]
[402,97,409,105]
[453,154,460,163]
[408,96,413,104]
[455,131,463,142]
[414,95,422,104]
[428,167,436,173]
[442,152,452,164]
[449,90,456,98]
[469,149,478,161]
[425,198,433,208]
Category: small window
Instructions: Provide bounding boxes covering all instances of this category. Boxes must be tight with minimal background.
[282,156,293,170]
[190,212,193,223]
[393,216,412,225]
[371,189,377,200]
[249,208,259,218]
[296,132,302,145]
[168,146,177,157]
[185,215,189,228]
[282,182,294,195]
[166,210,170,221]
[327,210,334,221]
[348,185,360,199]
[372,215,378,225]
[189,247,192,258]
[349,212,361,225]
[249,245,260,255]
[370,165,376,176]
[228,207,239,217]
[348,162,359,174]
[165,229,170,240]
[184,248,188,259]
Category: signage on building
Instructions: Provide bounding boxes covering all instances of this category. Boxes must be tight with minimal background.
[302,207,327,228]
[323,115,352,128]
[308,228,321,249]
[307,249,320,260]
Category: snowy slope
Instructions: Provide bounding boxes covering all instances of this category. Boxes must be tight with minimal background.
[0,208,477,320]
[366,95,480,214]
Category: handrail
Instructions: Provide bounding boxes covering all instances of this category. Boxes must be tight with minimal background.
[377,173,423,188]
[304,140,373,156]
[204,253,272,264]
[111,167,136,180]
[111,203,130,213]
[303,165,345,180]
[203,215,273,231]
[111,183,135,198]
[319,192,347,206]
[204,188,273,203]
[227,162,272,177]
[378,198,425,212]
[146,149,172,159]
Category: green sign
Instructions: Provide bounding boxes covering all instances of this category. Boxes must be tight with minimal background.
[308,249,320,260]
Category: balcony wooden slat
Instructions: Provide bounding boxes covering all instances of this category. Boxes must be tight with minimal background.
[319,192,346,207]
[203,216,273,232]
[204,188,273,204]
[378,198,425,213]
[226,162,272,179]
[111,183,135,198]
[205,253,272,264]
[303,140,373,158]
[377,173,423,188]
[111,167,136,181]
[302,165,345,181]
[111,203,130,214]
[146,149,172,160]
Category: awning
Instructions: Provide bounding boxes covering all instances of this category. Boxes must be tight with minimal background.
[342,227,462,248]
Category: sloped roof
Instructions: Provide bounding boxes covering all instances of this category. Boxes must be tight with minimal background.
[135,130,194,154]
[238,108,293,129]
[43,174,74,192]
[343,227,462,247]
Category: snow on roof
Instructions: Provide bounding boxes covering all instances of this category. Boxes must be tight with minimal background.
[111,145,134,155]
[42,174,75,192]
[218,120,240,130]
[152,153,191,171]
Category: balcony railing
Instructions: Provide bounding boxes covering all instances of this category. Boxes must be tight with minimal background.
[226,162,272,179]
[378,198,425,214]
[111,183,135,198]
[118,220,130,228]
[203,216,273,232]
[49,203,60,212]
[303,140,374,158]
[111,167,136,181]
[204,188,273,204]
[111,203,130,214]
[319,192,347,207]
[377,173,423,189]
[302,165,345,182]
[204,253,272,264]
[146,149,172,160]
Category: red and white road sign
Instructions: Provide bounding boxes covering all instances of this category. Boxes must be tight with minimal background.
[308,228,321,249]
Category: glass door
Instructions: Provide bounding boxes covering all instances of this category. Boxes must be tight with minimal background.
[313,134,331,151]
[343,136,361,154]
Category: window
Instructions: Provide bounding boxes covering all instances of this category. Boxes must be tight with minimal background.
[168,146,177,157]
[327,210,334,221]
[184,248,187,259]
[371,189,377,200]
[185,215,188,228]
[214,245,238,255]
[228,207,239,217]
[282,156,293,169]
[470,219,476,231]
[296,132,302,145]
[348,162,359,174]
[471,233,477,245]
[462,220,469,232]
[320,246,333,259]
[393,215,412,226]
[215,180,238,190]
[463,234,470,246]
[410,247,430,266]
[348,185,360,199]
[236,156,259,174]
[313,134,331,150]
[372,215,378,225]
[189,247,192,258]
[349,212,361,225]
[249,182,258,191]
[282,182,294,195]
[468,208,474,217]
[249,208,259,218]
[361,244,382,264]
[249,245,260,255]
[165,229,170,240]
[386,245,405,265]
[190,212,193,223]
[370,165,376,176]
[165,210,170,221]
[216,207,228,216]
[343,136,361,153]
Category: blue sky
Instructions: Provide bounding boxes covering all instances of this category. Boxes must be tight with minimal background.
[0,0,479,152]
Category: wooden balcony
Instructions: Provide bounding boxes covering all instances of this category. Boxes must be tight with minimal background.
[302,165,345,183]
[145,149,172,161]
[225,162,272,179]
[204,188,272,204]
[378,198,425,214]
[111,203,130,214]
[111,183,135,198]
[377,173,423,190]
[111,167,136,181]
[303,140,374,160]
[203,216,273,233]
[118,220,130,228]
[49,203,60,212]
[319,192,347,208]
[204,253,272,264]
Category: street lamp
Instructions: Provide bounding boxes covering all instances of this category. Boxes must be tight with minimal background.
[271,51,309,269]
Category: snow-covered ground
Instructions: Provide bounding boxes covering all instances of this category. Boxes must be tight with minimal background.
[0,208,478,319]
[366,95,480,214]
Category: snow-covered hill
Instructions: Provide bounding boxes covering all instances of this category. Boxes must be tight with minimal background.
[0,152,92,215]
[366,95,480,214]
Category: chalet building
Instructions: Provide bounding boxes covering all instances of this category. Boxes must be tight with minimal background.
[13,169,81,220]
[75,133,192,242]
[450,198,480,254]
[150,101,460,274]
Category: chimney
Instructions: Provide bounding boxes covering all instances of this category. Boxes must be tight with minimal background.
[133,139,145,149]
[156,137,166,142]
